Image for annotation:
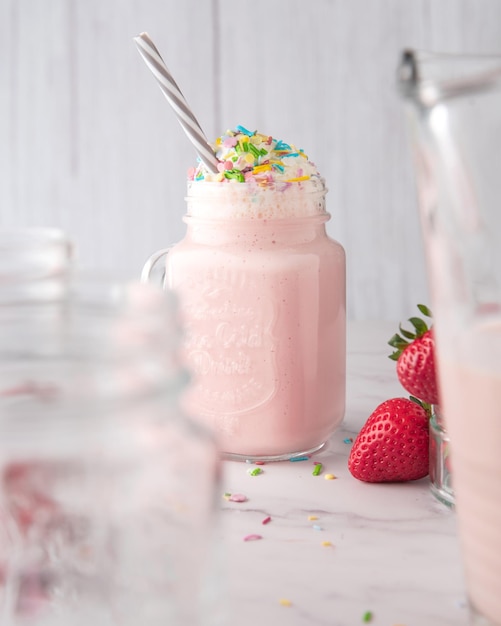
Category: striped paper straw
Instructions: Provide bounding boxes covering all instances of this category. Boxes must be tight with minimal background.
[134,32,219,173]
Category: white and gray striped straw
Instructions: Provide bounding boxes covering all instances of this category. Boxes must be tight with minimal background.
[134,32,219,173]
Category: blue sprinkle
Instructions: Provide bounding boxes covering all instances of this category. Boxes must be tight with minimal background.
[290,456,310,462]
[343,437,353,444]
[275,140,291,150]
[272,163,285,172]
[312,525,323,531]
[282,152,299,158]
[236,124,254,136]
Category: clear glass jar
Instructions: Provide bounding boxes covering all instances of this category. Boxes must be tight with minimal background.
[0,228,72,303]
[399,50,501,626]
[429,406,454,507]
[0,231,222,626]
[143,180,346,461]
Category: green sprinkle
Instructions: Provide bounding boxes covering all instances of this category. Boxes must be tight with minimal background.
[312,463,323,476]
[362,610,373,623]
[248,143,260,158]
[249,468,263,476]
[224,169,245,182]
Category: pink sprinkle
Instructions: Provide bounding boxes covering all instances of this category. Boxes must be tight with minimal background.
[298,168,303,177]
[224,160,234,170]
[223,136,238,147]
[229,493,247,503]
[243,534,262,541]
[187,167,196,180]
[262,516,272,525]
[254,461,266,465]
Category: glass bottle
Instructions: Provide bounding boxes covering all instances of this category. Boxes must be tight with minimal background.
[399,49,501,626]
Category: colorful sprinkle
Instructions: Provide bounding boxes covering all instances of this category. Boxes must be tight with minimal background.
[321,541,333,547]
[290,456,310,462]
[279,598,292,607]
[312,525,323,531]
[235,124,254,136]
[243,534,262,541]
[248,467,263,476]
[262,516,272,525]
[343,437,353,444]
[254,461,265,465]
[191,126,323,186]
[228,493,248,502]
[363,611,373,623]
[285,175,310,182]
[312,463,323,476]
[308,515,319,521]
[324,473,337,480]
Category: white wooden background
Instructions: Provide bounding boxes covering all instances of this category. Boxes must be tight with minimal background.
[2,0,501,321]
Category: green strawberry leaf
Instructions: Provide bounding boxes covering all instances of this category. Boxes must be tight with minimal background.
[399,324,416,340]
[408,316,428,335]
[417,304,433,318]
[388,334,407,349]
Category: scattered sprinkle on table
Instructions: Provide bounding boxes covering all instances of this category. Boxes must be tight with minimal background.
[312,524,323,531]
[324,473,337,480]
[254,460,265,465]
[262,516,272,525]
[343,437,353,444]
[243,534,262,541]
[290,455,309,462]
[321,541,333,547]
[228,493,248,502]
[279,598,292,607]
[308,515,319,521]
[248,467,263,476]
[312,463,323,476]
[362,610,373,622]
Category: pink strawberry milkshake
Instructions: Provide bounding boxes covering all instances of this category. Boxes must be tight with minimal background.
[437,318,501,624]
[152,126,346,460]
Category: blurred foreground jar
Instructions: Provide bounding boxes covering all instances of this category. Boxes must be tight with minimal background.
[0,230,222,626]
[400,50,501,626]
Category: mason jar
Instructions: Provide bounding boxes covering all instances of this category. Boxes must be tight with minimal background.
[143,180,346,461]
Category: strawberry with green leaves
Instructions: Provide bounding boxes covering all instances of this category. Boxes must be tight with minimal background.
[388,304,439,406]
[348,397,430,482]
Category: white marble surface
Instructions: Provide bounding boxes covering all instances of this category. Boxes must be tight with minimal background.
[218,321,467,626]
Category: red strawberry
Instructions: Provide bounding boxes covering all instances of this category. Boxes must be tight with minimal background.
[388,304,439,405]
[348,397,430,482]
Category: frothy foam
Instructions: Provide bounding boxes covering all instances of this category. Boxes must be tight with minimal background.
[186,180,328,219]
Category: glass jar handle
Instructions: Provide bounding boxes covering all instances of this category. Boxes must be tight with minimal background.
[141,247,172,288]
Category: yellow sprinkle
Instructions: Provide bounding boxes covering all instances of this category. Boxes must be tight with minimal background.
[285,175,310,182]
[238,138,248,151]
[299,151,308,159]
[324,473,336,480]
[321,541,333,547]
[308,515,318,521]
[279,598,292,607]
[253,163,272,174]
[244,153,255,164]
